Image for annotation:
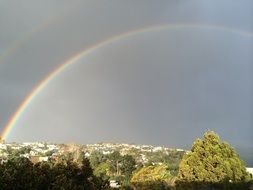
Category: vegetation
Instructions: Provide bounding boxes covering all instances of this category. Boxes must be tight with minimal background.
[131,164,173,190]
[0,157,109,190]
[0,131,251,189]
[89,151,137,187]
[176,131,251,189]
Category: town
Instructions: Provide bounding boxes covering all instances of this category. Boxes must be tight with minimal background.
[0,140,186,165]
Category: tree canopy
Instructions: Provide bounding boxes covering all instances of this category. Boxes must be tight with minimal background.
[177,131,251,188]
[0,157,109,190]
[131,164,172,190]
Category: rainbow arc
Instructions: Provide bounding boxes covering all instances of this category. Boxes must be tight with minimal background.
[1,23,252,140]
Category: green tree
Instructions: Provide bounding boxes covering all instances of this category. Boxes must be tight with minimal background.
[34,161,53,190]
[0,156,109,190]
[18,146,31,155]
[94,162,110,177]
[89,151,105,169]
[131,164,172,190]
[107,151,122,176]
[177,131,251,189]
[120,155,136,179]
[0,157,36,190]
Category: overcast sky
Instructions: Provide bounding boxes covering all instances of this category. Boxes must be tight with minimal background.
[0,1,252,165]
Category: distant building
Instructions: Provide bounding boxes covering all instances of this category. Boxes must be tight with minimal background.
[246,168,253,179]
[30,156,40,163]
[0,137,5,144]
[110,180,120,188]
[84,152,90,157]
[20,153,30,158]
[0,144,7,149]
[153,147,163,152]
[102,150,112,155]
[39,157,49,162]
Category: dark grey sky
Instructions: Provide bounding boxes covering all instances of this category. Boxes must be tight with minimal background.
[0,1,252,165]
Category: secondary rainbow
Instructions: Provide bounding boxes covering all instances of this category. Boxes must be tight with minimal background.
[0,3,77,64]
[1,23,252,140]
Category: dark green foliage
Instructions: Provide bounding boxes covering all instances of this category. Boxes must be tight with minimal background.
[34,161,53,190]
[0,157,36,190]
[177,131,251,189]
[90,151,137,187]
[89,150,106,169]
[131,181,170,190]
[120,155,136,179]
[0,157,109,190]
[107,151,122,175]
[89,148,184,188]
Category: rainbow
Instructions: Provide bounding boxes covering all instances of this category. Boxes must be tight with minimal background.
[1,23,252,140]
[0,22,51,64]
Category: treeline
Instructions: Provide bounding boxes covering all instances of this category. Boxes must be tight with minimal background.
[0,157,109,190]
[0,131,252,190]
[88,148,184,188]
[89,131,252,190]
[0,144,184,189]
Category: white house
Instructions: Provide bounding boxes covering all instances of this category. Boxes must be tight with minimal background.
[84,152,90,157]
[20,153,30,158]
[153,146,163,152]
[110,180,120,188]
[0,144,7,149]
[39,157,49,162]
[246,168,253,179]
[103,150,113,155]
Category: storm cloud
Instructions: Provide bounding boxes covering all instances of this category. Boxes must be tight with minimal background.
[0,1,252,165]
